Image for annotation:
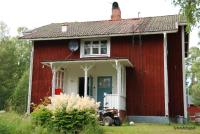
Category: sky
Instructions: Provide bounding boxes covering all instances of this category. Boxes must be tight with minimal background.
[0,0,199,47]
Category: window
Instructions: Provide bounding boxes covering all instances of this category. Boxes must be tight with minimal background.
[80,38,110,58]
[98,77,112,88]
[56,71,64,89]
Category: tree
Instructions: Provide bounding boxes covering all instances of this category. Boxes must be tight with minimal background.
[0,21,9,40]
[191,84,200,105]
[186,46,200,105]
[14,27,31,80]
[8,27,31,113]
[0,22,31,112]
[0,36,18,110]
[9,70,29,113]
[173,0,200,31]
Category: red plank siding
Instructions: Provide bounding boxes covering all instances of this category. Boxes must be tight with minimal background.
[31,40,79,105]
[167,27,184,117]
[31,33,183,117]
[111,35,165,116]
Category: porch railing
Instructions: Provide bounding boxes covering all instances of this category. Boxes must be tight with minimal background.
[103,94,126,110]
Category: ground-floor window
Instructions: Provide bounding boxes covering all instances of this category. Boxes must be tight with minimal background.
[56,71,64,89]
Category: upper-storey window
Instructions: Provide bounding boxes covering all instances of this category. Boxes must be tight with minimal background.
[80,38,110,58]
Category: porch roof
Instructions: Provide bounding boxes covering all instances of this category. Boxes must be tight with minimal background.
[41,58,133,68]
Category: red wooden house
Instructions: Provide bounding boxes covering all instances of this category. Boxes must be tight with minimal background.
[21,2,189,123]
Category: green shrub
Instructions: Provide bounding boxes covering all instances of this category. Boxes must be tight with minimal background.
[31,106,53,126]
[31,94,100,133]
[50,109,97,133]
[32,107,99,133]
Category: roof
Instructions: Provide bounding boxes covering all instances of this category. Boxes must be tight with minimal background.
[21,15,186,40]
[42,57,133,67]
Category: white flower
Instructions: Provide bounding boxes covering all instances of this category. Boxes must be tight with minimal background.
[46,93,99,113]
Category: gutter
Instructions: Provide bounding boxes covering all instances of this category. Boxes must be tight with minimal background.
[21,30,178,41]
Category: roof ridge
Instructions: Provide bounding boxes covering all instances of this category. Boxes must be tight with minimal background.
[51,14,178,25]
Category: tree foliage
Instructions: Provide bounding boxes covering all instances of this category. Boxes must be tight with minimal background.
[0,21,31,113]
[9,70,29,113]
[186,46,200,105]
[0,38,18,110]
[0,21,9,40]
[173,0,200,31]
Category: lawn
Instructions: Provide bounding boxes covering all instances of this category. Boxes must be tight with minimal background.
[1,112,200,134]
[103,124,200,134]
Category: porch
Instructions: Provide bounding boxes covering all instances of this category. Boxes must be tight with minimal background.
[42,58,133,113]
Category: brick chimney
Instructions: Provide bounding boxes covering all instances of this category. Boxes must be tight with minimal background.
[111,2,121,21]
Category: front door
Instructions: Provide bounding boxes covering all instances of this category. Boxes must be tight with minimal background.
[97,76,112,109]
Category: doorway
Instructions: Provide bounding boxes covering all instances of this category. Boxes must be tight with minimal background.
[97,76,112,109]
[78,77,93,97]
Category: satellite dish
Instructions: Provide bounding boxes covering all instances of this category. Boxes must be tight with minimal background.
[68,40,79,52]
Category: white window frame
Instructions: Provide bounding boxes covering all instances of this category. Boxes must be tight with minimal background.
[55,70,64,89]
[80,38,110,58]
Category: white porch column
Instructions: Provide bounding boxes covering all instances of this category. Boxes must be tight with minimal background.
[116,60,122,95]
[81,65,93,97]
[163,32,169,116]
[84,68,88,97]
[51,65,56,96]
[181,26,187,119]
[115,60,122,113]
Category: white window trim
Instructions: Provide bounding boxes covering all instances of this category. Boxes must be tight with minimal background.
[80,38,110,58]
[55,70,64,89]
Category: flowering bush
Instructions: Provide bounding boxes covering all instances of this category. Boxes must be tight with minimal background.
[32,94,100,133]
[46,94,99,113]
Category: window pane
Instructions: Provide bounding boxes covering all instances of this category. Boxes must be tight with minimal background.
[101,44,107,48]
[98,77,111,88]
[84,41,91,55]
[92,44,99,54]
[85,44,90,48]
[93,48,99,54]
[93,41,99,44]
[101,40,107,44]
[84,41,90,45]
[101,48,107,54]
[92,44,99,48]
[100,40,107,54]
[84,47,90,54]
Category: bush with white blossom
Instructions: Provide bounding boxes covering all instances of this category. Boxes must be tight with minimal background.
[31,94,100,133]
[46,93,99,112]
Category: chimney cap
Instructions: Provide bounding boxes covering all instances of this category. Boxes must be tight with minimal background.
[112,2,119,9]
[61,24,68,32]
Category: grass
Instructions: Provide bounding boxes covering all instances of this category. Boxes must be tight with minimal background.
[0,111,102,134]
[1,112,200,134]
[0,112,58,134]
[103,123,200,134]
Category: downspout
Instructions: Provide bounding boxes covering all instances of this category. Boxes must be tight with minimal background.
[163,32,169,116]
[181,26,187,120]
[27,42,34,113]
